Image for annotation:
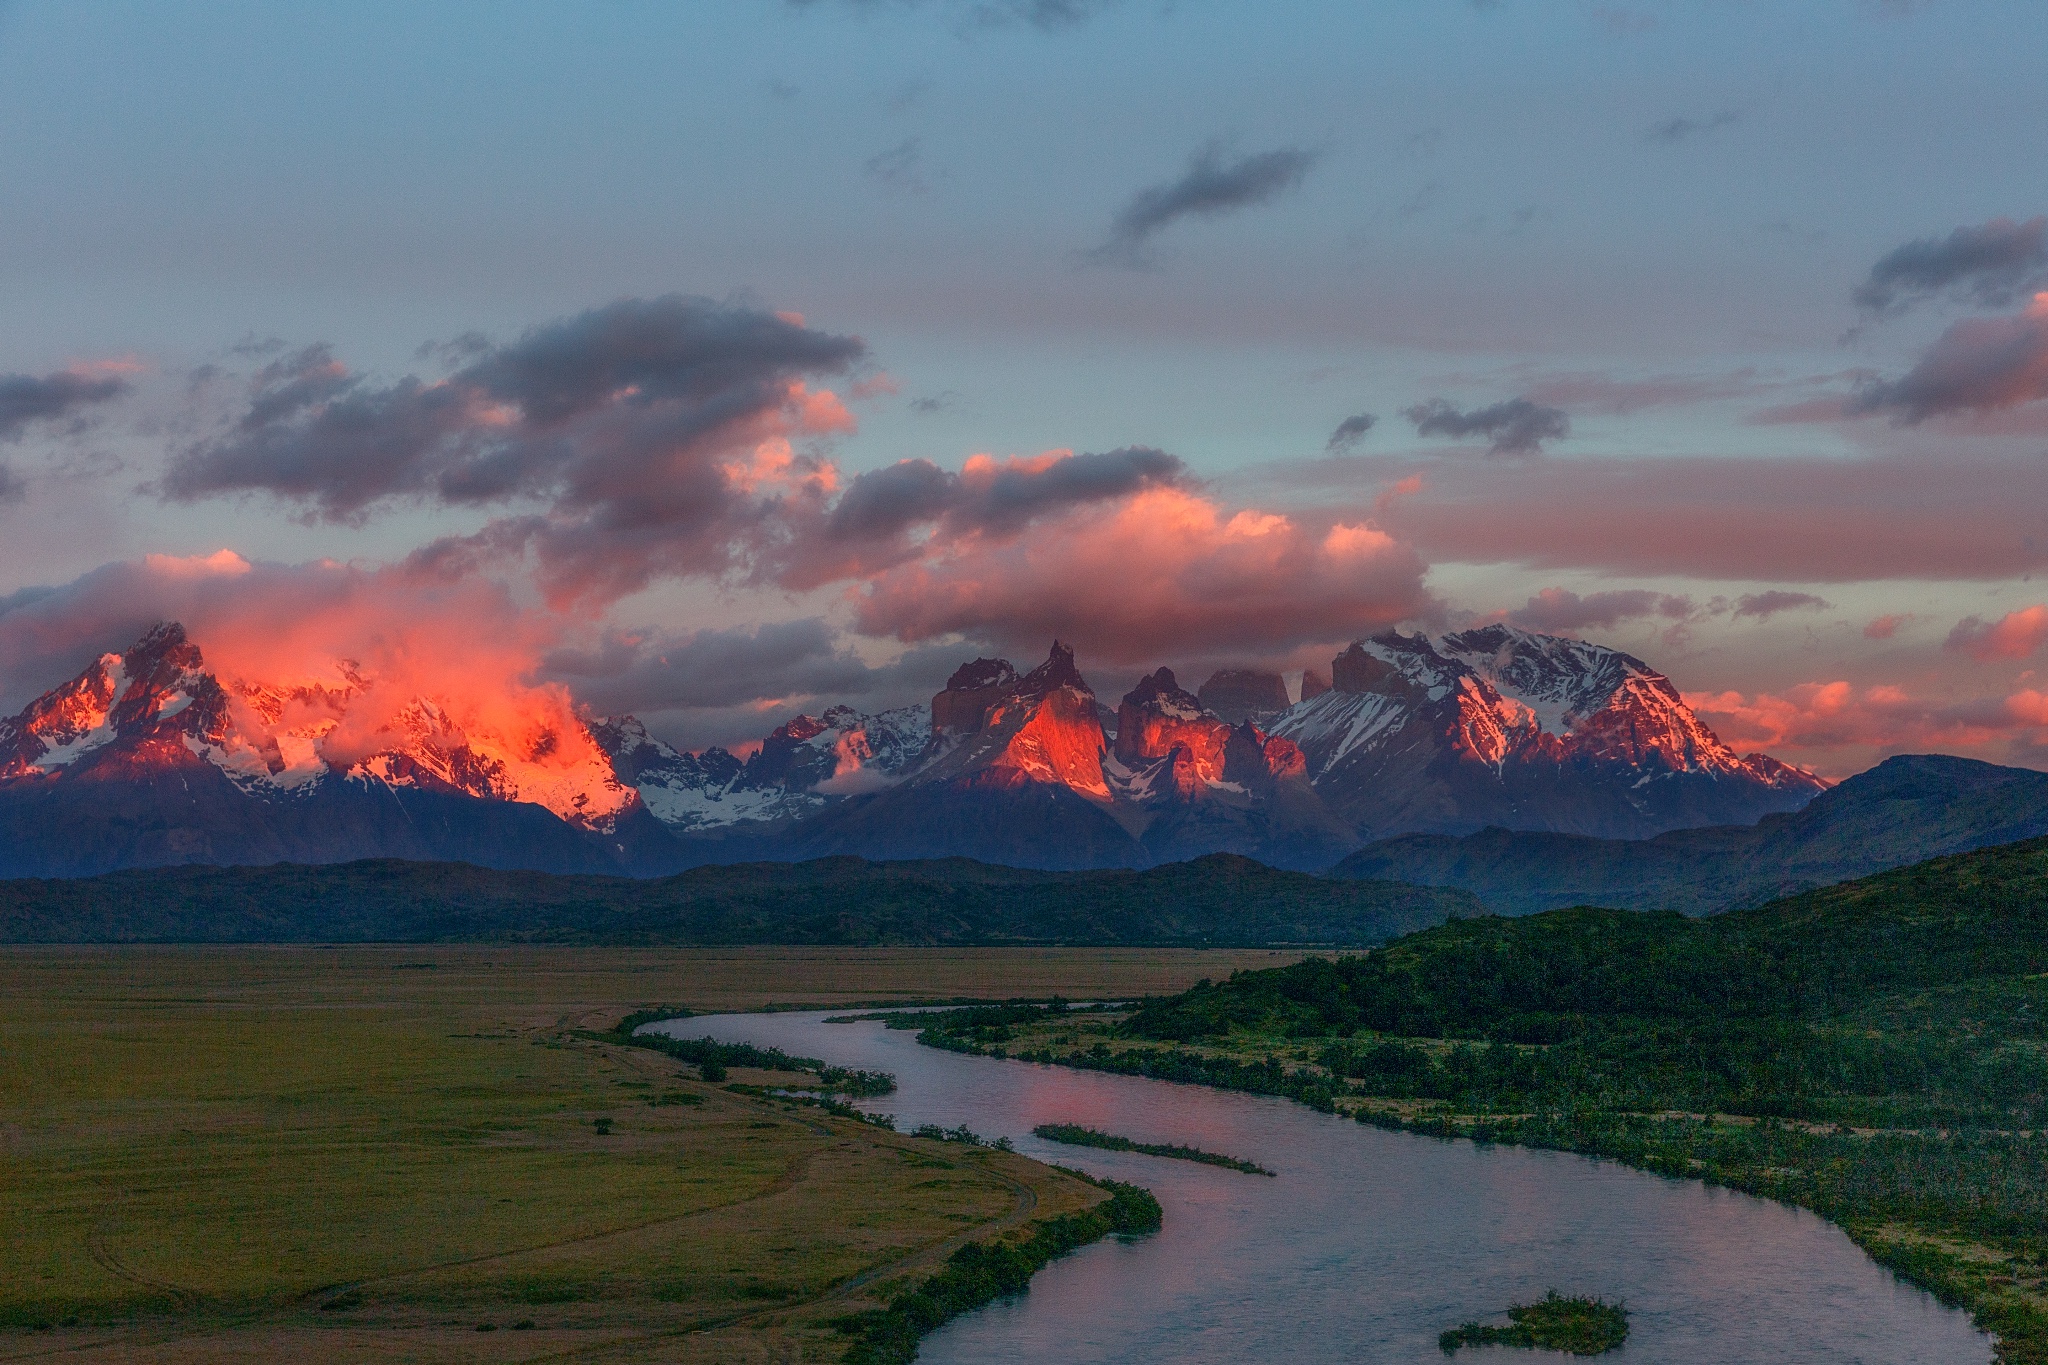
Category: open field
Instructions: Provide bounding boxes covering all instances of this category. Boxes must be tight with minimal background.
[0,945,1295,1363]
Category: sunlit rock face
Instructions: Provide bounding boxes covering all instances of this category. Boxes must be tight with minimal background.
[0,620,1829,877]
[1269,626,1827,841]
[0,622,669,878]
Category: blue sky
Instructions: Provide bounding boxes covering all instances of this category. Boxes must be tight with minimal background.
[1,0,2046,771]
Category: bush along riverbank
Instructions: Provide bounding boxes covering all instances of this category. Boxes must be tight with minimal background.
[835,1174,1162,1365]
[901,841,2048,1363]
[1032,1123,1274,1176]
[605,1009,898,1095]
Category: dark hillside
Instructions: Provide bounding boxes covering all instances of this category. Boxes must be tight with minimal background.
[1331,753,2048,915]
[0,853,1474,947]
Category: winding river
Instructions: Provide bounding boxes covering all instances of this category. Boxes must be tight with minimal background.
[661,1012,1992,1363]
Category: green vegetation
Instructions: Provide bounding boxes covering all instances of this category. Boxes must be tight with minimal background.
[0,945,1211,1363]
[0,852,1474,946]
[1439,1293,1628,1355]
[913,838,2048,1362]
[613,1018,900,1096]
[1031,1123,1275,1175]
[836,1176,1162,1365]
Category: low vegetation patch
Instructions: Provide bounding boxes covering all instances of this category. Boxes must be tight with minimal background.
[1032,1122,1274,1175]
[836,1174,1162,1365]
[1439,1292,1628,1355]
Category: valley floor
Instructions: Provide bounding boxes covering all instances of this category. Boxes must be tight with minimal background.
[0,945,1289,1363]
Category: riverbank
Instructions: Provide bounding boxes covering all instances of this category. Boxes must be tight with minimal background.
[0,946,1245,1362]
[894,887,2048,1365]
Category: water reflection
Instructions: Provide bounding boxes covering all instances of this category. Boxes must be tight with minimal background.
[664,1012,1991,1364]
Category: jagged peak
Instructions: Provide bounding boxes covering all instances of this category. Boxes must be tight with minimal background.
[1121,667,1206,720]
[944,657,1019,692]
[1016,640,1091,699]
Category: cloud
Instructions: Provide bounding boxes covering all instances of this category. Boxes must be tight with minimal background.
[1687,678,2048,773]
[1522,368,1778,415]
[1506,588,1694,633]
[0,368,129,442]
[1275,449,2048,583]
[165,296,866,607]
[787,0,1118,31]
[1854,216,2048,314]
[781,445,1191,589]
[848,484,1433,663]
[0,552,630,805]
[1092,142,1317,267]
[1402,397,1569,454]
[1325,413,1377,453]
[1846,292,2048,423]
[0,462,22,503]
[865,137,927,193]
[542,619,889,714]
[1946,605,2048,662]
[1863,614,1909,640]
[1731,590,1830,621]
[1648,111,1738,143]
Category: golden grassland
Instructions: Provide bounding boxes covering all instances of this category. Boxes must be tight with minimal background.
[0,945,1294,1364]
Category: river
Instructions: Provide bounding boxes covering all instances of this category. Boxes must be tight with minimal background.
[660,1011,1992,1363]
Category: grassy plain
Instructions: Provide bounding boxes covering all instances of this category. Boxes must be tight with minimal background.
[0,945,1292,1363]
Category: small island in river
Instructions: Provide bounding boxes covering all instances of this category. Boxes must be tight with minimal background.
[1032,1122,1276,1176]
[1440,1293,1629,1355]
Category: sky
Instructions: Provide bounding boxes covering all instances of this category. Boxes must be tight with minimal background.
[1,0,2046,776]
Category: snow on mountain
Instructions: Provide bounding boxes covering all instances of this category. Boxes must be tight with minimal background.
[0,622,636,831]
[1269,628,1825,839]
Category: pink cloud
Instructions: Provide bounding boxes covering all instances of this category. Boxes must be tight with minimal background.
[1946,604,2048,661]
[849,485,1433,663]
[1863,613,1909,640]
[1275,451,2048,582]
[1686,678,2048,774]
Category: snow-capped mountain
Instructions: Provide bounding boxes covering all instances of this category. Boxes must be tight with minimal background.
[0,620,1827,878]
[0,623,666,878]
[588,704,929,834]
[1267,626,1824,840]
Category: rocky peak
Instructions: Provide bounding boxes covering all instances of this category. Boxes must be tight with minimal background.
[1016,640,1090,699]
[1299,666,1331,702]
[933,657,1021,735]
[1198,669,1289,723]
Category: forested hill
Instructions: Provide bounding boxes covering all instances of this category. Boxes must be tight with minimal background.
[0,853,1475,947]
[1329,753,2048,916]
[1128,832,2048,1041]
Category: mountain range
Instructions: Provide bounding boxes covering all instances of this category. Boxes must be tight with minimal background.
[1333,752,2048,915]
[0,619,1834,877]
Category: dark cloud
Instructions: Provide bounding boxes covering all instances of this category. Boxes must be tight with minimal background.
[1325,413,1377,453]
[1845,296,2048,423]
[909,391,957,414]
[1507,588,1693,632]
[787,0,1117,32]
[1092,142,1317,267]
[1402,396,1569,454]
[544,619,879,713]
[0,370,128,442]
[1648,111,1738,143]
[164,296,866,604]
[820,445,1187,555]
[864,137,927,193]
[1731,590,1831,620]
[544,620,965,731]
[1854,216,2047,314]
